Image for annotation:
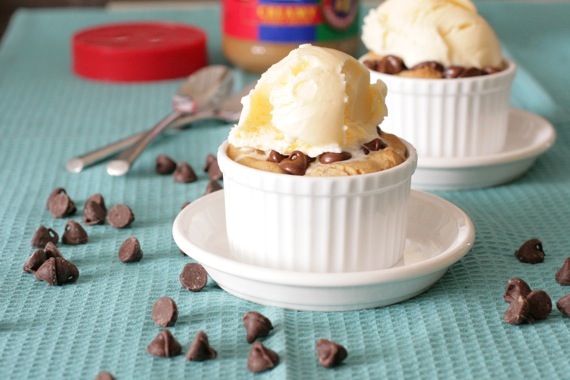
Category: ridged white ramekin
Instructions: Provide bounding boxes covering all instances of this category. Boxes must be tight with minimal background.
[217,140,418,273]
[363,56,516,158]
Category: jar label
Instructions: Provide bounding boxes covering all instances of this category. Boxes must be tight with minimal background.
[223,0,359,43]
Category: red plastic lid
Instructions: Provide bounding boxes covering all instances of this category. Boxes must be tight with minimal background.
[72,22,208,82]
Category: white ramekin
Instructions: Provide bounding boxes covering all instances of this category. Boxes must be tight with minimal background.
[363,56,516,158]
[217,140,418,273]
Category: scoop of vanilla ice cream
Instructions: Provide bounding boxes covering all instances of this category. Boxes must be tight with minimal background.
[228,44,388,157]
[362,0,502,68]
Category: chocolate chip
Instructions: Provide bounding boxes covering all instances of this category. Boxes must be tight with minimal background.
[316,339,348,368]
[46,187,66,209]
[87,193,106,210]
[23,249,48,274]
[62,220,88,245]
[31,225,58,247]
[527,290,552,320]
[95,372,115,380]
[23,242,64,274]
[503,278,532,303]
[118,237,143,263]
[243,311,273,343]
[279,151,310,175]
[203,153,217,171]
[205,180,222,195]
[147,329,182,358]
[504,296,530,325]
[556,294,570,317]
[459,67,485,78]
[107,204,135,228]
[151,297,178,327]
[319,152,352,164]
[44,242,63,258]
[179,262,208,292]
[34,257,79,285]
[376,55,406,75]
[204,154,222,181]
[49,192,77,218]
[555,257,570,285]
[515,238,545,264]
[156,154,177,175]
[362,138,388,154]
[484,66,502,75]
[362,59,377,71]
[443,66,465,78]
[186,330,217,361]
[83,200,106,226]
[267,150,287,163]
[411,61,444,73]
[247,341,279,373]
[173,162,197,183]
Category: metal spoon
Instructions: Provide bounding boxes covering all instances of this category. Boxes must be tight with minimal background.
[65,81,254,173]
[106,65,234,176]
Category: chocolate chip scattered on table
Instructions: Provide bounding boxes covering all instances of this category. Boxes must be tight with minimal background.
[31,225,59,248]
[243,311,273,343]
[247,341,279,373]
[173,162,198,183]
[147,329,182,358]
[118,237,143,263]
[62,220,88,245]
[151,297,178,327]
[316,339,348,368]
[156,154,177,175]
[514,238,545,264]
[179,262,208,292]
[185,330,217,361]
[107,204,135,228]
[83,193,107,225]
[555,257,570,285]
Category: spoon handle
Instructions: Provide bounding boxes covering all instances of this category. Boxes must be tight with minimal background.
[65,131,147,173]
[106,110,183,176]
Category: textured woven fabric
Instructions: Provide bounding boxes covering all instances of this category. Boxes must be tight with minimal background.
[1,3,569,379]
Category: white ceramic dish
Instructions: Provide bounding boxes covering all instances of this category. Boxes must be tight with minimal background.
[218,140,417,273]
[362,54,517,158]
[412,108,556,191]
[172,190,475,311]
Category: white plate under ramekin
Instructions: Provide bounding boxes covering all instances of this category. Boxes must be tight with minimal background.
[172,190,475,311]
[412,108,556,191]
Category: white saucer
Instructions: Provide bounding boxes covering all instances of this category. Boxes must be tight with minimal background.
[172,190,475,311]
[412,108,556,191]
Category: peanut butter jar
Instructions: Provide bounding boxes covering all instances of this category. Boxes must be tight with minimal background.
[222,0,361,73]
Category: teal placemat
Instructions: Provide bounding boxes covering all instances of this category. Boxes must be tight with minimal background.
[1,3,570,379]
